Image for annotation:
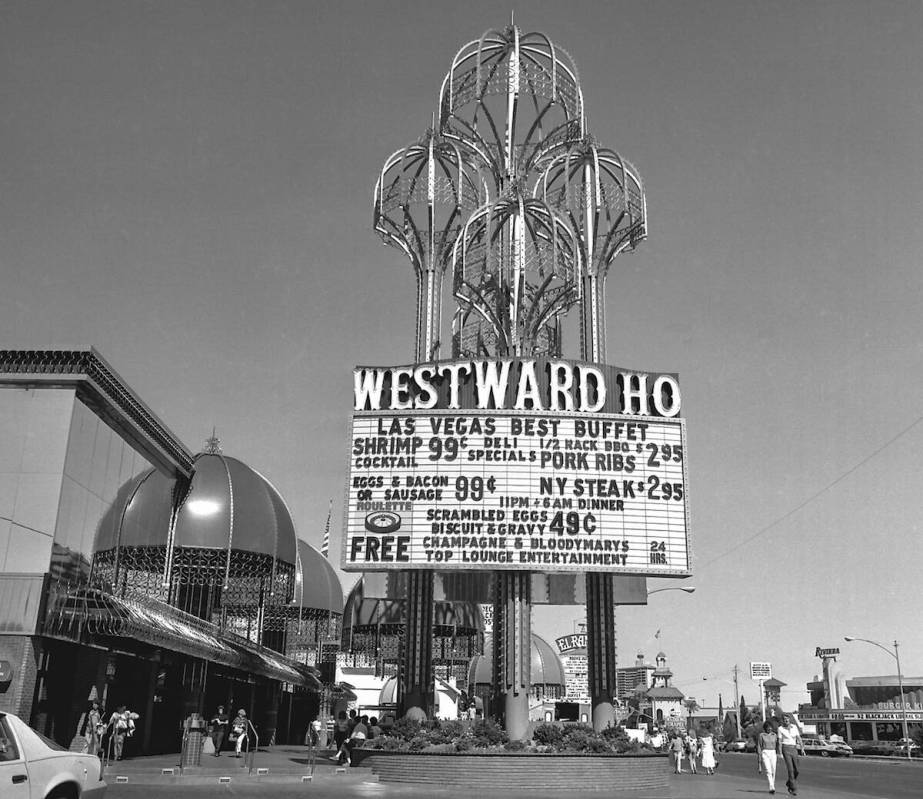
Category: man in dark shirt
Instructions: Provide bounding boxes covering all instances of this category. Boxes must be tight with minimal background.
[210,706,229,756]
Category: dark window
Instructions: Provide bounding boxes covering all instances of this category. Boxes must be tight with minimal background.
[0,716,21,761]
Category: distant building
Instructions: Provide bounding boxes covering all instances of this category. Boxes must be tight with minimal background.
[685,705,722,733]
[622,652,685,731]
[645,652,686,730]
[616,652,656,699]
[798,649,923,742]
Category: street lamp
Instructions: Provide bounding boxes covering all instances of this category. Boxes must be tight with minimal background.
[844,636,911,760]
[647,586,696,597]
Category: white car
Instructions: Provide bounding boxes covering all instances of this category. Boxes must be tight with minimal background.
[0,712,106,799]
[801,736,846,757]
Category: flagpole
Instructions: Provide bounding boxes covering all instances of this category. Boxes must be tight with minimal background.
[321,499,332,558]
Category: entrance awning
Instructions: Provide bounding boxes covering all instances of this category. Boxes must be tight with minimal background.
[43,585,320,689]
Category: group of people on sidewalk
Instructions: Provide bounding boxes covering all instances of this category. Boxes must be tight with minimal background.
[81,701,139,761]
[208,706,255,758]
[329,709,385,767]
[668,714,804,795]
[668,730,718,776]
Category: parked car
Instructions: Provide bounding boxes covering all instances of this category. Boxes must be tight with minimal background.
[827,739,853,757]
[801,736,846,757]
[894,738,920,755]
[0,712,106,799]
[719,739,747,752]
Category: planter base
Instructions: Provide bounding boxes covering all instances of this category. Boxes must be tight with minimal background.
[356,751,669,792]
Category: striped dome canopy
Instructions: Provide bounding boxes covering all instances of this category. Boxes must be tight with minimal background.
[467,633,565,689]
[294,538,344,615]
[94,452,296,566]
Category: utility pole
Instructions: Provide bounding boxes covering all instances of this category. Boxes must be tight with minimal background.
[733,665,742,739]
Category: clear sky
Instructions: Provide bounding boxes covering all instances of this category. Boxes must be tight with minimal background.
[3,1,922,709]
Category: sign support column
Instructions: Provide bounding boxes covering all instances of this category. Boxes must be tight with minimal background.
[494,571,531,741]
[400,570,434,718]
[587,572,616,730]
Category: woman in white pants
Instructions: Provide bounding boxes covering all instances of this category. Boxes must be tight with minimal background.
[230,710,249,757]
[757,721,780,794]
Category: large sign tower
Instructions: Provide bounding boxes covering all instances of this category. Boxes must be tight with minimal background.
[349,22,690,737]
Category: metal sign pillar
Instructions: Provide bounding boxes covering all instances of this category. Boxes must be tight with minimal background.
[399,571,435,717]
[493,571,531,740]
[582,273,619,731]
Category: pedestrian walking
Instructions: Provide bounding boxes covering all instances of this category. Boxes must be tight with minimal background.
[757,720,780,794]
[699,730,718,775]
[670,732,685,773]
[229,709,250,757]
[84,701,103,756]
[305,719,321,775]
[209,705,229,756]
[686,734,698,774]
[342,714,368,766]
[331,710,349,756]
[107,706,137,760]
[777,714,805,796]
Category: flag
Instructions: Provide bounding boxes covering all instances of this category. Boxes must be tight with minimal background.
[320,499,332,558]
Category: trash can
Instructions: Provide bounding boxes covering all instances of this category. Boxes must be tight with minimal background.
[181,713,207,768]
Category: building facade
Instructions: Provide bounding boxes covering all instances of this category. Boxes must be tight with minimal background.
[0,350,336,754]
[799,652,923,742]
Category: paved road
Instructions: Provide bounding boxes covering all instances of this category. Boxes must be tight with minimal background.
[695,751,922,799]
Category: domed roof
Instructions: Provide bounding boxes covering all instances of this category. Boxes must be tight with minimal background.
[293,539,344,615]
[377,675,459,706]
[94,468,175,551]
[94,452,296,565]
[467,633,565,688]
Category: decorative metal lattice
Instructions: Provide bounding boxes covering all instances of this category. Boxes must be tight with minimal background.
[341,596,481,682]
[92,545,296,650]
[375,22,646,363]
[374,131,489,362]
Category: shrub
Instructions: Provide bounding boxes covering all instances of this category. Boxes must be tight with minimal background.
[561,724,594,752]
[389,716,422,742]
[471,718,508,747]
[504,739,528,752]
[378,735,406,751]
[434,720,466,742]
[600,726,629,742]
[532,722,564,747]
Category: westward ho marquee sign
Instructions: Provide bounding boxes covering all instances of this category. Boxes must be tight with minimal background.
[342,358,690,576]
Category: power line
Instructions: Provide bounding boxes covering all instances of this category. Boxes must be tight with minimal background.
[695,413,923,572]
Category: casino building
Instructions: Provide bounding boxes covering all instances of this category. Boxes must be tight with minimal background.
[0,349,341,753]
[798,649,923,742]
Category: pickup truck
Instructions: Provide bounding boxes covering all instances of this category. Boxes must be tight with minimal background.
[0,712,106,799]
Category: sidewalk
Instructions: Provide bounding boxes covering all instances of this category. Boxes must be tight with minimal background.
[102,746,906,798]
[102,745,359,786]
